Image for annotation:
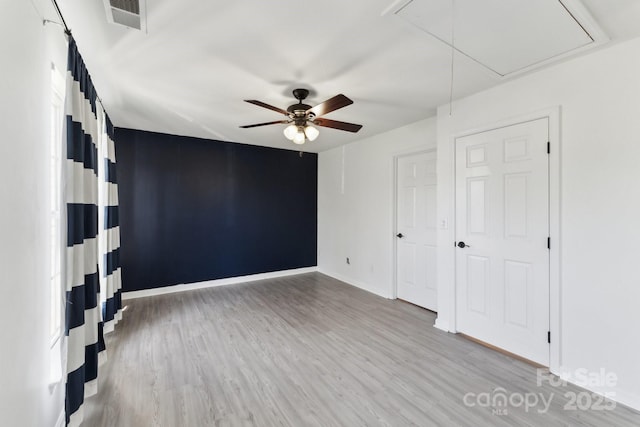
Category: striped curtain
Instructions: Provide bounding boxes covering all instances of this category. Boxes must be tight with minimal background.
[64,37,122,426]
[99,115,123,333]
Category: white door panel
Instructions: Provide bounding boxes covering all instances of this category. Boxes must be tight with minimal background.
[396,151,438,311]
[456,119,549,365]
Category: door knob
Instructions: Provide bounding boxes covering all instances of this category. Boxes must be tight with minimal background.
[457,241,470,248]
[396,233,404,238]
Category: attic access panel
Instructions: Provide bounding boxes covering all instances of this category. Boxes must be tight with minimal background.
[391,0,601,76]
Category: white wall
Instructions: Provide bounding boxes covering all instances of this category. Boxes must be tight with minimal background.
[436,37,640,409]
[318,117,437,298]
[0,2,67,425]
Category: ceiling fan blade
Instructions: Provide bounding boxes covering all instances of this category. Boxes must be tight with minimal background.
[239,120,289,129]
[313,118,362,133]
[308,94,353,117]
[244,100,289,116]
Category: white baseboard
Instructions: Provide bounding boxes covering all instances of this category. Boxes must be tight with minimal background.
[122,267,318,300]
[317,268,392,299]
[611,389,640,413]
[556,369,640,413]
[434,318,451,333]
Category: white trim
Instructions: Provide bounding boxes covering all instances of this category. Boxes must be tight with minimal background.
[54,408,65,427]
[433,318,450,333]
[49,62,66,384]
[381,0,608,78]
[317,269,392,300]
[391,148,438,303]
[558,0,609,43]
[122,267,318,300]
[498,0,609,78]
[48,336,64,390]
[556,371,640,413]
[547,107,562,374]
[391,152,398,300]
[449,106,561,373]
[560,375,640,411]
[380,0,411,17]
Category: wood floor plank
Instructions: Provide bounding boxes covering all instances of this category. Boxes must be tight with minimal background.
[83,273,640,426]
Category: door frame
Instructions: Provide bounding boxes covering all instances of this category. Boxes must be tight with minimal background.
[392,148,438,303]
[450,107,561,372]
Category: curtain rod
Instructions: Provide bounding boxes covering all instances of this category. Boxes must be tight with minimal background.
[48,0,110,113]
[51,0,71,35]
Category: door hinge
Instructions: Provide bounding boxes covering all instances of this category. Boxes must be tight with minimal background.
[547,237,551,250]
[547,141,550,154]
[548,331,551,344]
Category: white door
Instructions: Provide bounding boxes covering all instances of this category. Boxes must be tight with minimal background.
[455,118,549,365]
[396,151,438,311]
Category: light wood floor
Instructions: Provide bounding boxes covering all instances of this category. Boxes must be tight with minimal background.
[84,273,640,426]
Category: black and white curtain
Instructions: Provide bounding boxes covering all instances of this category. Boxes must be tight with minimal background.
[64,37,123,426]
[99,115,122,333]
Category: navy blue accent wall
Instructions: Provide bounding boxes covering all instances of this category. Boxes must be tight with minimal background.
[114,128,318,292]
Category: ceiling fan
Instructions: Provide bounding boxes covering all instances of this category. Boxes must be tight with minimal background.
[240,88,363,145]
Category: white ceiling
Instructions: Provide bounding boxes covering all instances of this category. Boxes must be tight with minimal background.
[58,0,640,153]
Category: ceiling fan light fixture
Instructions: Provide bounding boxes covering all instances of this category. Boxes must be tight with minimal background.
[293,129,306,145]
[304,125,319,141]
[283,124,298,140]
[241,88,362,145]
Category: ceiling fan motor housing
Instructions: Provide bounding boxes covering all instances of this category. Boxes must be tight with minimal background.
[287,88,312,116]
[287,104,312,114]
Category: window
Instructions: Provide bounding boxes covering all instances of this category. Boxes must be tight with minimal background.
[50,65,65,363]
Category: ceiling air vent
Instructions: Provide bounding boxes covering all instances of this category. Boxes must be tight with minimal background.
[103,0,146,31]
